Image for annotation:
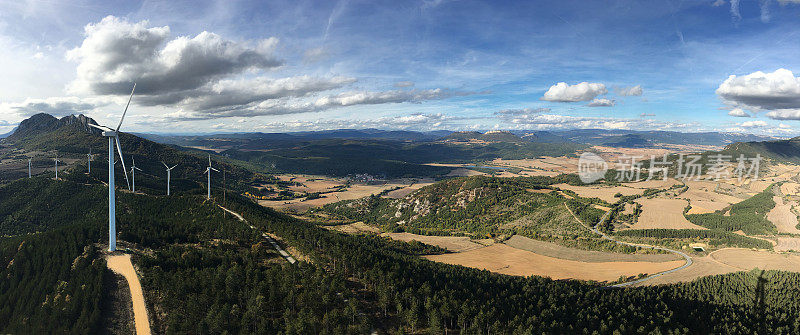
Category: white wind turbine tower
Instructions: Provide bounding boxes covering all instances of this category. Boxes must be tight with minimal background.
[162,161,178,196]
[88,83,134,252]
[53,154,60,180]
[204,154,219,200]
[87,148,94,174]
[28,158,31,178]
[130,157,142,193]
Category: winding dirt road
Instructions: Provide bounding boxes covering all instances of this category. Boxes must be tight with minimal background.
[563,203,693,287]
[106,254,151,335]
[219,205,297,264]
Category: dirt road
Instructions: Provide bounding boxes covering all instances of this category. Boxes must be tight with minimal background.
[219,205,297,264]
[563,203,693,287]
[106,254,151,335]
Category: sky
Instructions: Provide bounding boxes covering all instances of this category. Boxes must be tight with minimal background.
[2,0,800,136]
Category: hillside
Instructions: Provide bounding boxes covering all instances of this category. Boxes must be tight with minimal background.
[221,138,584,178]
[529,129,777,147]
[321,176,638,252]
[3,158,800,332]
[721,137,800,164]
[0,113,266,192]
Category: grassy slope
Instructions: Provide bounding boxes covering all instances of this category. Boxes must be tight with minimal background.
[321,176,641,252]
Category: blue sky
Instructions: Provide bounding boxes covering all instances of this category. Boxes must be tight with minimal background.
[1,0,800,135]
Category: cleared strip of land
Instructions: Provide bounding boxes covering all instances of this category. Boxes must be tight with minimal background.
[424,244,685,282]
[382,232,485,252]
[503,235,680,263]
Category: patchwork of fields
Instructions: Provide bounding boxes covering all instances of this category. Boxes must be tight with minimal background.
[258,150,800,286]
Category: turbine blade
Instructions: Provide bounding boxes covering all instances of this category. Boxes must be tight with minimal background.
[211,167,220,172]
[88,124,114,132]
[208,154,211,166]
[170,164,178,170]
[116,83,136,132]
[162,161,169,169]
[115,136,130,190]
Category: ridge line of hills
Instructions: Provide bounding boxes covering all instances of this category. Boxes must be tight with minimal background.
[1,113,782,149]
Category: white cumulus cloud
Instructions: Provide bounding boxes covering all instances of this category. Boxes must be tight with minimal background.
[541,82,607,102]
[738,120,768,128]
[67,16,282,96]
[728,108,751,117]
[717,68,800,111]
[616,85,643,96]
[494,107,550,116]
[587,98,615,107]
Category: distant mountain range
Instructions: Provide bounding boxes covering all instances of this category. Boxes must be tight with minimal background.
[136,128,778,149]
[135,128,452,147]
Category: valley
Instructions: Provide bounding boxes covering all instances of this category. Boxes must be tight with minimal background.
[3,114,800,333]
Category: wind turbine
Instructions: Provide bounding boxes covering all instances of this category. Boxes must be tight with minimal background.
[204,154,219,200]
[28,158,31,178]
[162,161,178,196]
[53,154,60,180]
[88,83,134,252]
[130,157,142,193]
[87,148,94,174]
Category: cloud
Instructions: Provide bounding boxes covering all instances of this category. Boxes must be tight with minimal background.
[616,85,643,96]
[382,113,452,126]
[728,108,751,117]
[67,16,282,97]
[61,16,476,122]
[138,75,356,110]
[730,0,742,22]
[494,109,691,131]
[639,113,655,117]
[494,107,550,116]
[541,82,607,102]
[713,0,726,6]
[394,81,415,88]
[2,97,109,117]
[761,0,772,23]
[197,113,460,132]
[587,98,615,107]
[738,120,768,127]
[717,69,800,113]
[313,88,476,107]
[303,47,329,63]
[165,88,479,120]
[765,109,800,120]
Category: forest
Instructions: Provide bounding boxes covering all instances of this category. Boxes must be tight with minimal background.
[685,186,777,235]
[2,167,800,333]
[614,228,773,249]
[221,138,584,178]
